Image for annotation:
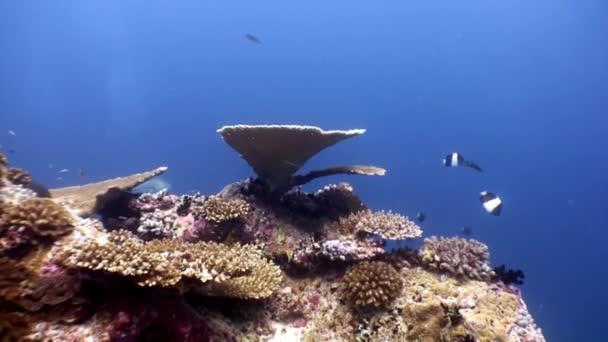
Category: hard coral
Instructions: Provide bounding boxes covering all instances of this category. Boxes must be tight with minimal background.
[7,167,32,186]
[420,236,494,281]
[217,124,384,191]
[0,198,74,253]
[58,230,282,299]
[341,261,402,309]
[199,196,250,223]
[334,210,422,241]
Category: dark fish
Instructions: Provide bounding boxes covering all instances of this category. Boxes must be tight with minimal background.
[480,191,502,216]
[8,149,15,154]
[245,33,262,44]
[443,152,482,172]
[28,180,51,198]
[461,226,473,236]
[79,168,86,177]
[416,211,426,223]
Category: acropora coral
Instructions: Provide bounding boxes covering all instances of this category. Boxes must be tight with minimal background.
[0,125,545,342]
[340,261,402,309]
[420,236,495,281]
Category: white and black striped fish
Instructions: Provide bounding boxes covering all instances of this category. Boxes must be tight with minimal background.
[443,152,482,172]
[479,191,502,216]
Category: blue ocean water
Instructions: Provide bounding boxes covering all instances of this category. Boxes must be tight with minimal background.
[1,1,606,340]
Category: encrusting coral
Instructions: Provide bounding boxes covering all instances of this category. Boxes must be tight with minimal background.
[340,261,402,309]
[0,198,74,253]
[199,196,250,223]
[419,236,494,281]
[7,167,32,186]
[57,229,282,299]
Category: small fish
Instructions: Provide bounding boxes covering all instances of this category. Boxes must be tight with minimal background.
[443,152,482,172]
[79,168,86,177]
[58,169,69,173]
[8,149,15,154]
[48,163,54,169]
[8,130,16,136]
[480,191,502,216]
[56,176,63,181]
[461,226,473,236]
[245,33,262,44]
[416,212,426,223]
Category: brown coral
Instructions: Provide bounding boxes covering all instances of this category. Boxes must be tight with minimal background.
[0,198,74,252]
[6,167,32,186]
[199,196,250,223]
[49,166,168,217]
[58,230,282,299]
[0,152,7,167]
[340,261,402,309]
[419,236,494,281]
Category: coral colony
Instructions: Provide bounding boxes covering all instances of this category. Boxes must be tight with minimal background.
[0,125,545,341]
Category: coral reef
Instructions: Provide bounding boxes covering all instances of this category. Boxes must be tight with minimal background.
[341,261,402,309]
[0,126,545,341]
[420,236,495,281]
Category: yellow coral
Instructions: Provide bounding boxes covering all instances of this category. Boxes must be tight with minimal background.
[341,261,402,309]
[199,196,250,223]
[58,230,282,299]
[0,198,74,240]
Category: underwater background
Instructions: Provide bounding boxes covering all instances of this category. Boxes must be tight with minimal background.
[0,1,606,340]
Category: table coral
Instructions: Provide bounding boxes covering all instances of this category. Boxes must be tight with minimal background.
[57,229,282,299]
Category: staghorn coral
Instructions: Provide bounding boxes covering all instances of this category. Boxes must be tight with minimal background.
[58,230,282,299]
[0,198,74,253]
[419,236,494,281]
[7,167,32,186]
[340,261,402,309]
[49,166,168,217]
[199,196,250,223]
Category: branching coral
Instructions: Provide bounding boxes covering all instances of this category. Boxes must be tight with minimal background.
[0,198,74,253]
[340,261,402,309]
[57,230,282,299]
[7,167,32,186]
[419,236,494,281]
[331,210,422,241]
[199,196,250,223]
